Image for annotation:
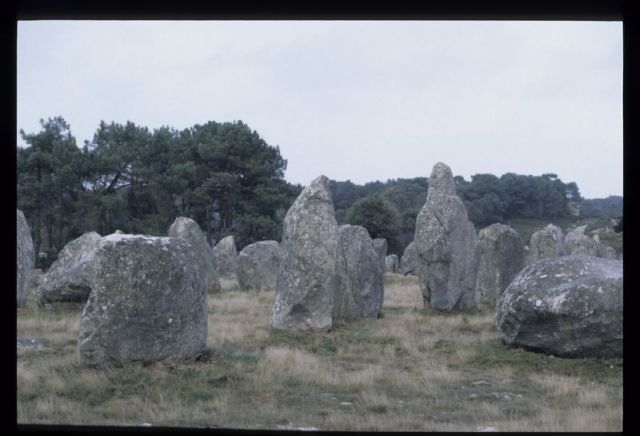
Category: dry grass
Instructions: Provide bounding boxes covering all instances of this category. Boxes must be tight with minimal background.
[16,272,623,431]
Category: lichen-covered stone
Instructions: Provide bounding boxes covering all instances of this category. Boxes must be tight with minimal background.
[78,234,208,367]
[496,255,622,358]
[476,224,525,303]
[214,235,238,277]
[400,241,418,275]
[564,225,600,257]
[333,225,384,321]
[270,175,338,331]
[168,217,221,293]
[414,163,479,311]
[385,254,399,273]
[37,232,101,304]
[526,224,565,265]
[237,241,282,291]
[17,210,34,307]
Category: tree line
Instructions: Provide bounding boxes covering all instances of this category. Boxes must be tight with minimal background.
[19,116,599,268]
[332,172,584,255]
[17,117,301,266]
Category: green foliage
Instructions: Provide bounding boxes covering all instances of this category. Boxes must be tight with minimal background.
[580,195,622,218]
[18,118,299,261]
[345,195,401,254]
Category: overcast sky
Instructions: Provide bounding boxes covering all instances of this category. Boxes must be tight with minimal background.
[17,20,622,199]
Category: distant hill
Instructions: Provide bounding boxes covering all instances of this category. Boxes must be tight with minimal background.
[580,196,623,218]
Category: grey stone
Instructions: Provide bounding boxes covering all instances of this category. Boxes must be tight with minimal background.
[496,255,623,358]
[78,234,208,366]
[593,235,618,259]
[400,241,418,275]
[372,238,388,272]
[333,225,385,321]
[237,240,282,291]
[526,224,565,264]
[214,236,238,277]
[168,217,221,293]
[270,175,338,331]
[414,163,479,311]
[37,232,102,305]
[564,225,600,257]
[17,210,35,307]
[385,254,399,273]
[476,224,525,303]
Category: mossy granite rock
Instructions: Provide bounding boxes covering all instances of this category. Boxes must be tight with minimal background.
[476,223,525,303]
[37,232,102,305]
[496,255,622,358]
[414,163,479,311]
[333,225,385,321]
[214,235,238,277]
[17,209,35,307]
[78,234,208,367]
[237,240,282,291]
[168,217,221,293]
[270,175,338,331]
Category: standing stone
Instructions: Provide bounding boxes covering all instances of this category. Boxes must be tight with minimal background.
[526,224,565,265]
[214,236,238,277]
[78,234,208,367]
[593,235,617,259]
[270,175,338,331]
[37,232,102,304]
[385,254,399,273]
[237,241,282,291]
[476,224,525,304]
[372,238,388,274]
[414,162,479,311]
[334,225,385,321]
[17,210,35,307]
[496,255,623,358]
[564,225,600,257]
[168,217,221,293]
[400,241,418,275]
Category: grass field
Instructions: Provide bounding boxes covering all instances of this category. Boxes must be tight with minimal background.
[17,274,623,431]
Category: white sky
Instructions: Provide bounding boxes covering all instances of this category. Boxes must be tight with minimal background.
[17,20,623,199]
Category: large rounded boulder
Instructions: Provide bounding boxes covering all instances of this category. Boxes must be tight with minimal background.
[78,234,208,367]
[270,175,338,331]
[496,255,622,358]
[168,217,221,293]
[237,240,282,291]
[37,232,102,305]
[17,210,35,307]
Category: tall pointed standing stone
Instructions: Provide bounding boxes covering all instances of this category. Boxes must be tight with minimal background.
[17,210,35,307]
[414,163,479,311]
[270,175,338,331]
